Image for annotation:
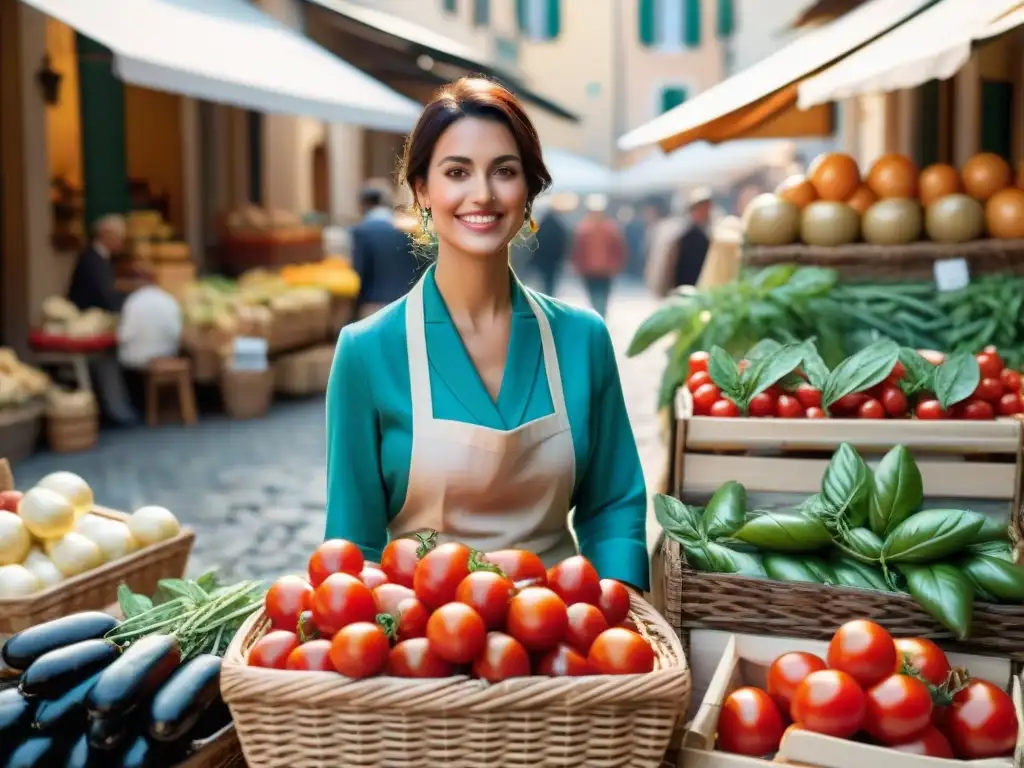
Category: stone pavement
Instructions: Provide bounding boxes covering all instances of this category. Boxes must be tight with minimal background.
[10,277,669,583]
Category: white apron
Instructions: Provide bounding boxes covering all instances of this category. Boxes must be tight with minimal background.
[390,277,578,566]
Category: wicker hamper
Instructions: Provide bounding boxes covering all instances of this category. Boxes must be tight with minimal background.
[273,344,333,396]
[221,369,274,420]
[221,595,691,768]
[45,391,99,453]
[0,401,44,464]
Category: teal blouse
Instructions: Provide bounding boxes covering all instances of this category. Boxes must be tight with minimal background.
[325,268,650,591]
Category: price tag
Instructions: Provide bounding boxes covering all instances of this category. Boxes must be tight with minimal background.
[230,336,268,372]
[934,258,970,292]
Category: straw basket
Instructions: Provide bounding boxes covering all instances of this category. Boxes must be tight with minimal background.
[221,595,691,768]
[0,401,44,464]
[221,369,274,420]
[0,507,194,635]
[178,725,244,768]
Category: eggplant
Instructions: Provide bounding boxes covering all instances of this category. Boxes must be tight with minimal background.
[119,734,184,768]
[19,640,119,699]
[186,698,232,742]
[31,670,102,733]
[87,714,131,751]
[87,635,180,719]
[2,612,119,671]
[0,687,33,741]
[148,655,221,743]
[3,734,66,767]
[64,734,94,768]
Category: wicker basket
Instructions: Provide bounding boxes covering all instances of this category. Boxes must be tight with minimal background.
[179,725,244,768]
[221,595,691,768]
[221,369,274,420]
[0,401,44,464]
[45,394,99,454]
[273,344,333,396]
[0,507,194,635]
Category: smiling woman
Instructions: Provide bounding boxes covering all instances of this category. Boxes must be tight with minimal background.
[324,77,651,593]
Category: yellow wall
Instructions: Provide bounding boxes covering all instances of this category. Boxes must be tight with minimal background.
[124,85,184,231]
[44,17,82,188]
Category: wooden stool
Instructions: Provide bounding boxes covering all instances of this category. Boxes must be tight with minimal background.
[146,357,198,427]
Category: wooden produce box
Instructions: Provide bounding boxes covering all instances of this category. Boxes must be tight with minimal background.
[273,343,333,396]
[219,232,323,275]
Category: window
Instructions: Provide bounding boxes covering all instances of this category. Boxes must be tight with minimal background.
[659,85,688,114]
[517,0,561,40]
[639,0,702,49]
[474,0,490,25]
[716,0,734,38]
[443,0,457,13]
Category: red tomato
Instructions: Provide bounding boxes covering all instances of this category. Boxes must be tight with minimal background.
[692,383,720,415]
[329,621,390,678]
[264,575,314,633]
[975,377,1005,403]
[372,583,415,615]
[381,535,432,588]
[596,579,631,626]
[963,399,996,420]
[310,572,377,637]
[790,669,866,738]
[717,686,786,757]
[386,637,454,678]
[794,384,822,410]
[688,351,709,375]
[881,386,909,418]
[891,726,955,758]
[893,638,950,688]
[864,674,934,745]
[946,680,1018,759]
[766,651,827,713]
[483,549,547,586]
[395,597,429,639]
[805,407,827,419]
[915,399,948,420]
[547,555,601,606]
[709,399,741,417]
[455,571,515,629]
[977,351,1004,379]
[776,395,803,418]
[998,392,1023,416]
[506,587,569,652]
[587,628,655,675]
[308,539,364,588]
[285,639,333,672]
[413,542,472,609]
[888,361,907,383]
[748,392,776,418]
[827,620,898,689]
[472,632,531,683]
[857,398,885,419]
[687,371,712,392]
[565,603,609,655]
[425,602,487,664]
[1000,368,1021,392]
[247,630,300,669]
[832,392,869,415]
[536,644,591,676]
[359,566,389,590]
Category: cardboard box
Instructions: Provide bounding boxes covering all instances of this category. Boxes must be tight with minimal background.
[676,632,1022,768]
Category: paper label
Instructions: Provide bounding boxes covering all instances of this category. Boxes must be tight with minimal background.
[934,257,970,292]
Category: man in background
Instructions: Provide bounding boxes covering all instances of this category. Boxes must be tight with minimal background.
[351,186,421,319]
[670,187,714,290]
[571,194,626,319]
[68,214,128,312]
[530,199,570,296]
[644,197,686,298]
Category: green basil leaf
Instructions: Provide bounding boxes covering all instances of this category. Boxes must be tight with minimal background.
[764,554,834,585]
[702,481,748,540]
[657,357,688,410]
[740,343,806,403]
[869,446,924,538]
[768,267,838,302]
[627,295,699,357]
[732,512,833,553]
[970,516,1010,545]
[933,351,981,409]
[684,541,766,577]
[899,563,974,640]
[821,340,900,410]
[745,339,783,362]
[831,556,891,592]
[653,494,704,545]
[881,509,988,564]
[708,346,743,401]
[898,347,936,394]
[799,340,831,390]
[821,443,871,529]
[960,551,1024,601]
[751,264,798,291]
[835,527,884,564]
[968,539,1013,557]
[117,585,153,619]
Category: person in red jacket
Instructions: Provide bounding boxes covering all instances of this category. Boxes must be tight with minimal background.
[570,194,626,318]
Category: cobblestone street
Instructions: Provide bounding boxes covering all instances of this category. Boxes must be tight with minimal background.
[10,278,668,582]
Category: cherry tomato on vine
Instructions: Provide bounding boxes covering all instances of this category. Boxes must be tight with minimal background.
[587,628,655,675]
[806,407,827,419]
[864,674,934,745]
[709,399,741,417]
[247,631,300,669]
[329,621,390,678]
[776,395,803,419]
[963,399,996,420]
[536,644,591,676]
[484,549,547,586]
[748,392,776,418]
[688,351,709,375]
[858,399,885,419]
[264,575,314,632]
[915,399,948,420]
[381,533,434,588]
[565,603,609,655]
[766,651,826,714]
[827,620,898,689]
[426,602,487,664]
[893,638,950,688]
[455,570,515,629]
[790,670,866,738]
[975,378,1005,403]
[308,539,364,588]
[506,587,569,652]
[359,566,389,590]
[891,726,955,758]
[881,386,909,418]
[946,680,1018,759]
[285,639,333,672]
[547,556,601,606]
[977,351,1004,379]
[687,371,712,392]
[717,687,785,757]
[998,392,1023,416]
[472,632,531,683]
[372,583,415,615]
[395,597,429,639]
[386,638,454,678]
[887,361,907,384]
[1000,368,1021,392]
[832,392,869,415]
[413,542,472,609]
[794,384,822,410]
[310,572,377,636]
[596,579,631,626]
[692,383,721,415]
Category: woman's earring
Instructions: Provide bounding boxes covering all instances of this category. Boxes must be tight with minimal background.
[420,207,432,231]
[529,216,538,233]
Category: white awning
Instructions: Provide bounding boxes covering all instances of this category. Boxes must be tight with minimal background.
[542,148,616,194]
[798,0,1020,109]
[617,0,931,151]
[22,0,421,131]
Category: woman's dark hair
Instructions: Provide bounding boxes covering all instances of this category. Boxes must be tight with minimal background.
[399,78,552,213]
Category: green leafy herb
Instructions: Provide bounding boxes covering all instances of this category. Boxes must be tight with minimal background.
[869,446,924,538]
[898,348,937,394]
[763,554,835,585]
[933,352,982,409]
[740,343,805,404]
[117,585,154,619]
[820,339,899,410]
[881,509,988,564]
[702,481,748,540]
[732,511,833,553]
[960,550,1024,602]
[835,527,884,564]
[830,556,891,592]
[708,346,744,403]
[899,563,974,640]
[654,494,704,545]
[799,340,831,390]
[820,443,871,529]
[627,294,700,357]
[683,541,766,577]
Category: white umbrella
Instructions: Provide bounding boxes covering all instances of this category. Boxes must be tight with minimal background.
[542,148,617,195]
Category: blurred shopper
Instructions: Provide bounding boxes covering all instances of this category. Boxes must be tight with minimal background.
[68,214,128,312]
[622,205,647,278]
[660,187,713,293]
[530,199,571,296]
[352,186,422,319]
[571,194,626,319]
[117,267,183,413]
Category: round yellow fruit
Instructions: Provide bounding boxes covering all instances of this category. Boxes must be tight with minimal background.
[861,199,923,245]
[800,201,860,246]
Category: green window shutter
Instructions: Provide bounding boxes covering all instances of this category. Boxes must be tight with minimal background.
[545,0,560,39]
[716,0,734,38]
[443,0,457,12]
[638,0,656,46]
[661,86,688,113]
[685,0,702,47]
[474,0,490,25]
[516,0,527,32]
[980,80,1014,162]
